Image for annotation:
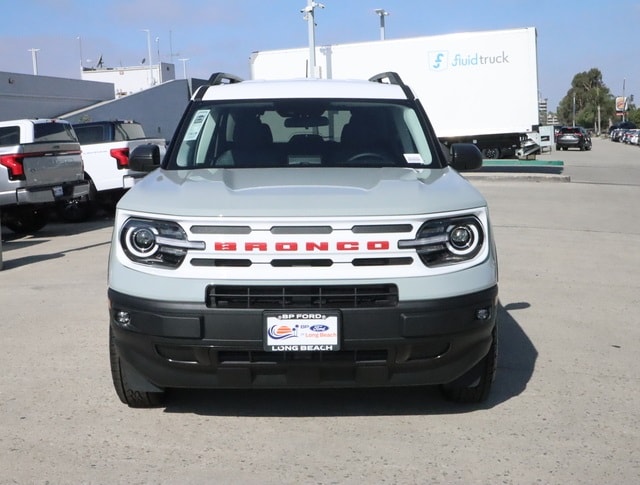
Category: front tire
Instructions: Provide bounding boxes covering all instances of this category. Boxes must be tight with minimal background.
[109,327,164,408]
[440,326,498,403]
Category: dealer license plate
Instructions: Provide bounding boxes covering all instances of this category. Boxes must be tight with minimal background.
[264,311,340,351]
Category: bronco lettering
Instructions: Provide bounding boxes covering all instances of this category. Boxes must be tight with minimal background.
[213,241,391,252]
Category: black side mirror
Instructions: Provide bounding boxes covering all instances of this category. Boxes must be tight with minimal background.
[129,144,161,172]
[449,143,483,171]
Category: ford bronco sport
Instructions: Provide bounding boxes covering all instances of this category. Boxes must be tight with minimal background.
[108,72,499,407]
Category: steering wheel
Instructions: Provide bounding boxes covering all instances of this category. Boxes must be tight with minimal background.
[346,152,387,164]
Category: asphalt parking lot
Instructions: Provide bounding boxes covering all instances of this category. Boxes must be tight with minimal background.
[1,136,639,484]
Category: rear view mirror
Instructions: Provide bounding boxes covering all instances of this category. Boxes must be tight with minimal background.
[284,116,329,128]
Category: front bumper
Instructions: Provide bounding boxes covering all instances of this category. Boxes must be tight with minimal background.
[109,285,498,390]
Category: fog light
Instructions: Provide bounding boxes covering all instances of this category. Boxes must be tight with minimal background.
[115,311,131,325]
[476,308,491,321]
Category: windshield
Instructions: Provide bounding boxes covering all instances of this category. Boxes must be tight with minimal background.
[166,99,440,170]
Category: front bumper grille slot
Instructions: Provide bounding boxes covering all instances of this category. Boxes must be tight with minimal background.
[216,349,388,364]
[207,284,398,309]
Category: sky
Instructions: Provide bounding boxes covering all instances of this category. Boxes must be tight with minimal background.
[1,0,639,111]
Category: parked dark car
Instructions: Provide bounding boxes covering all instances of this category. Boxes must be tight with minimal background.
[556,126,592,151]
[609,121,636,135]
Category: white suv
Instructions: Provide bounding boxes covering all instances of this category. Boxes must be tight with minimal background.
[108,72,499,407]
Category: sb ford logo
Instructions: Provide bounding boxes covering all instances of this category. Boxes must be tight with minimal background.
[310,324,329,332]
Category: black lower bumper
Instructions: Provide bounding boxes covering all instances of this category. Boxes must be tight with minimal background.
[109,285,498,390]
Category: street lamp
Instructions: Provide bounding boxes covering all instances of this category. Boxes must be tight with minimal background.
[374,9,389,40]
[77,36,83,73]
[28,48,40,75]
[179,58,190,79]
[301,0,324,78]
[141,29,153,86]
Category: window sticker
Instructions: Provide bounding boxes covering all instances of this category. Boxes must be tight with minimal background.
[183,110,209,141]
[404,153,425,164]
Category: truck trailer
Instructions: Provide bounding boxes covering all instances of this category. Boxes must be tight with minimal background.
[250,27,541,159]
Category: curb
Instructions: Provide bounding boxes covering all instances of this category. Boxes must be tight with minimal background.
[465,172,571,182]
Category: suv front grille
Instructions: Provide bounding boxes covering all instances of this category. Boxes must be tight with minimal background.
[206,284,398,309]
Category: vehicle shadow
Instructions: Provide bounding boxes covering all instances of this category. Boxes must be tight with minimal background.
[162,302,537,416]
[1,217,113,270]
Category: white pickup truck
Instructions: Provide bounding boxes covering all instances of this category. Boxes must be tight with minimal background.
[58,120,166,221]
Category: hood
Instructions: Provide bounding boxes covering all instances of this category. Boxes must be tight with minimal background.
[118,167,486,218]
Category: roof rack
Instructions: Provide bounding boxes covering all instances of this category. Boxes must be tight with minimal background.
[208,72,244,85]
[368,71,406,87]
[369,71,415,100]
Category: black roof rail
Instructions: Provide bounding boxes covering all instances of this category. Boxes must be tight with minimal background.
[368,71,406,87]
[208,72,244,85]
[369,71,415,100]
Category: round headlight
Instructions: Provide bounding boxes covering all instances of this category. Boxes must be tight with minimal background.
[124,225,159,258]
[132,227,156,252]
[450,226,473,249]
[446,223,479,256]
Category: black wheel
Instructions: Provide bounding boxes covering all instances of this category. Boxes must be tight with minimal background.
[1,206,49,234]
[56,181,97,223]
[109,327,164,408]
[481,147,501,159]
[440,326,498,403]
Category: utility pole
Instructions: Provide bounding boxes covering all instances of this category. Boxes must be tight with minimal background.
[77,36,83,74]
[28,48,40,75]
[142,29,153,86]
[179,58,189,79]
[374,9,389,40]
[622,78,626,123]
[301,0,324,78]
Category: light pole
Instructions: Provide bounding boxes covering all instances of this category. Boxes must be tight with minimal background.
[301,0,324,78]
[179,58,189,79]
[622,78,626,123]
[141,29,153,86]
[77,36,83,73]
[374,8,389,40]
[28,48,40,75]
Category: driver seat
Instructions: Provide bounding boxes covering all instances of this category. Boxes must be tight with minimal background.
[334,112,393,165]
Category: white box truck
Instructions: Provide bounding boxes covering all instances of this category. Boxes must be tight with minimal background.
[250,27,540,159]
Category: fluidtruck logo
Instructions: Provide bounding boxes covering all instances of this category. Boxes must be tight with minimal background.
[429,50,510,71]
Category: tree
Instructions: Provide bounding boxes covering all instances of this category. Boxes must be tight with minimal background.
[557,68,614,131]
[626,104,640,126]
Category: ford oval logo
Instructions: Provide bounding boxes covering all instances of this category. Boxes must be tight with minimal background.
[310,324,329,332]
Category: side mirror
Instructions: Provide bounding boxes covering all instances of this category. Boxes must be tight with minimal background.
[449,143,483,171]
[129,144,161,172]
